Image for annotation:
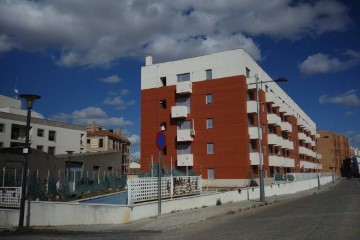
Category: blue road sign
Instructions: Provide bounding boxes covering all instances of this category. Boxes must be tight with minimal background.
[156,131,166,150]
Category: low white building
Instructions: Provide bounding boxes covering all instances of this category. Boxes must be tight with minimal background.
[0,95,86,154]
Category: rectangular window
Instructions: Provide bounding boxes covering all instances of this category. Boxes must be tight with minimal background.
[206,94,213,104]
[48,130,56,141]
[99,138,104,148]
[208,168,215,179]
[160,122,167,131]
[206,69,212,80]
[37,129,44,137]
[177,143,191,155]
[48,146,55,155]
[207,143,214,154]
[206,118,213,129]
[177,97,190,113]
[0,142,3,148]
[160,77,167,86]
[37,145,43,151]
[177,73,190,82]
[0,123,4,132]
[160,99,167,109]
[87,139,90,144]
[246,67,250,78]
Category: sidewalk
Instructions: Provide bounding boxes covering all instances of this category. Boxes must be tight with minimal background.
[24,181,337,234]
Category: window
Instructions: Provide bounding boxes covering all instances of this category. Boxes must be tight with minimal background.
[206,69,212,80]
[48,146,55,155]
[206,118,213,129]
[87,139,90,144]
[177,143,191,155]
[177,97,190,113]
[160,99,167,109]
[206,94,213,104]
[99,138,104,148]
[160,77,167,86]
[0,142,3,148]
[177,73,190,82]
[36,145,43,151]
[207,143,214,154]
[37,129,44,137]
[48,130,56,141]
[160,122,167,131]
[246,67,250,78]
[0,123,4,132]
[208,168,215,179]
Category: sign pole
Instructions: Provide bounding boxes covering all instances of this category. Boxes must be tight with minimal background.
[156,131,166,216]
[158,150,161,216]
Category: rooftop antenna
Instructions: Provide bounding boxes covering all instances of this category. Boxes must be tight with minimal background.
[14,76,19,99]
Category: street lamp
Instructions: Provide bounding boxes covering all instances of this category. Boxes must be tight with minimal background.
[249,75,287,202]
[18,94,41,227]
[66,151,74,181]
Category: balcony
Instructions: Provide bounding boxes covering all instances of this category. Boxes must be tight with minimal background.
[269,155,286,167]
[279,103,286,113]
[298,132,307,141]
[299,146,307,155]
[177,154,193,166]
[247,101,257,113]
[248,127,261,140]
[249,152,260,165]
[267,113,281,125]
[171,106,188,118]
[268,134,278,145]
[246,78,256,90]
[177,129,195,142]
[280,121,292,132]
[176,81,192,95]
[283,157,295,167]
[317,154,322,159]
[265,92,275,103]
[300,161,317,169]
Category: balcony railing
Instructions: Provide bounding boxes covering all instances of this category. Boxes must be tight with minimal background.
[248,127,261,139]
[246,101,257,113]
[176,81,192,95]
[267,113,281,125]
[177,154,194,166]
[177,129,195,142]
[249,152,261,165]
[171,106,188,118]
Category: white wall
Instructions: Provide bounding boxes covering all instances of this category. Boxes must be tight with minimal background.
[0,176,333,227]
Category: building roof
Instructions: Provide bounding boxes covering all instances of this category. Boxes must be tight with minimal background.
[87,130,131,144]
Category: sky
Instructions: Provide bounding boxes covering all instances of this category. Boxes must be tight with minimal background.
[0,0,359,160]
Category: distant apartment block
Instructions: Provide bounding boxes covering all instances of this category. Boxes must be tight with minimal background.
[140,49,320,187]
[317,130,351,177]
[0,95,86,154]
[86,121,131,174]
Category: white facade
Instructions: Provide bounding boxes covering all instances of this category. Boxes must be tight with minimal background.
[0,95,86,154]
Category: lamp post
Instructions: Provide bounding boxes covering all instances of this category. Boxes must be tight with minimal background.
[249,75,287,202]
[66,151,74,181]
[18,94,41,227]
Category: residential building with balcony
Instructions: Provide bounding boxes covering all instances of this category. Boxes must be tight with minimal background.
[0,95,86,154]
[86,121,131,174]
[140,49,320,187]
[317,130,351,178]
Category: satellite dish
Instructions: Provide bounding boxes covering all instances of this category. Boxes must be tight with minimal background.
[14,89,19,94]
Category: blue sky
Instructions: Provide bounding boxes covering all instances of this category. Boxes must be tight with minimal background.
[0,0,359,160]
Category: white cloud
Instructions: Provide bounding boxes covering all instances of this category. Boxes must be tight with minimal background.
[299,50,360,75]
[50,106,133,127]
[104,96,135,110]
[319,90,360,106]
[127,134,140,145]
[0,0,350,67]
[344,111,356,117]
[101,75,121,84]
[130,151,140,162]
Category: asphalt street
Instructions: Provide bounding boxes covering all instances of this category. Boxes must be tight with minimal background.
[1,179,359,240]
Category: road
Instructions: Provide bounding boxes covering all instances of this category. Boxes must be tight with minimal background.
[1,179,359,240]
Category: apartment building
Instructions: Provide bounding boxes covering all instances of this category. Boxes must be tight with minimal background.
[141,49,319,187]
[0,95,86,154]
[317,130,351,178]
[86,121,131,174]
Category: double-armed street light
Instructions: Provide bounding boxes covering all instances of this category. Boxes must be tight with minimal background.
[248,75,288,202]
[18,94,41,227]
